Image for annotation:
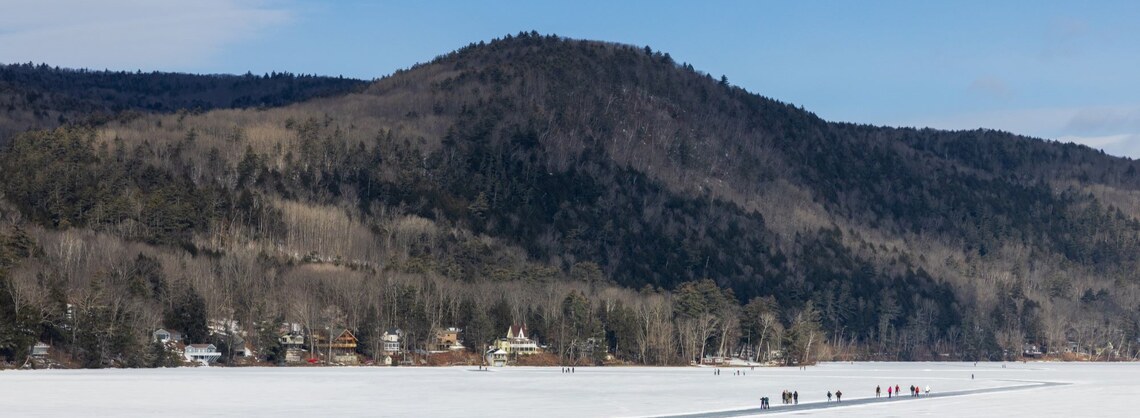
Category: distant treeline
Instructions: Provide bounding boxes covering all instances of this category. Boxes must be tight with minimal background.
[0,62,367,140]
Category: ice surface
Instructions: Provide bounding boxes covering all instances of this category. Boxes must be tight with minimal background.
[0,362,1132,417]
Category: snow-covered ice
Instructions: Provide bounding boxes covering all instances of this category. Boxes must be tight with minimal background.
[0,362,1133,417]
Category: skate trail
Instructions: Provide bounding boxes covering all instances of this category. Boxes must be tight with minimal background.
[653,379,1070,417]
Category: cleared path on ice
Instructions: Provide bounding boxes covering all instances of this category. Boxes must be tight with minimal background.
[653,379,1070,417]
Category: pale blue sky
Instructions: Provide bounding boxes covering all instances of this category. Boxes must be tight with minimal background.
[3,0,1140,157]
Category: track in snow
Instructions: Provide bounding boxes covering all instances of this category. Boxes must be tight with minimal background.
[654,379,1070,417]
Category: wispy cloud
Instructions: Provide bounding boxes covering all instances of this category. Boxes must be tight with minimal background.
[1058,133,1136,148]
[968,76,1014,100]
[1064,106,1140,134]
[1040,17,1089,62]
[1059,133,1140,159]
[0,0,290,71]
[903,107,1075,137]
[904,105,1140,159]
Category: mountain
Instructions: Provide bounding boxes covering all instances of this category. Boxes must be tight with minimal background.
[1,32,1137,367]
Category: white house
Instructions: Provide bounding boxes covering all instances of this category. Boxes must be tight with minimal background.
[486,348,508,367]
[31,342,50,357]
[184,344,222,364]
[382,328,402,354]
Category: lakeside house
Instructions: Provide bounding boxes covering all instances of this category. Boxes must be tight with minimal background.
[279,332,306,363]
[1023,343,1043,358]
[31,342,50,357]
[184,344,221,364]
[492,324,539,357]
[382,328,402,354]
[433,327,465,352]
[315,329,359,364]
[486,348,508,367]
[153,329,183,344]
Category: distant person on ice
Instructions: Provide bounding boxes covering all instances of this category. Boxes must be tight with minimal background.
[827,391,832,402]
[925,385,930,396]
[887,385,892,398]
[876,385,881,397]
[793,391,798,404]
[836,390,842,402]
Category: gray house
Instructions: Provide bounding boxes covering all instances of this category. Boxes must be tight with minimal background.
[153,329,183,344]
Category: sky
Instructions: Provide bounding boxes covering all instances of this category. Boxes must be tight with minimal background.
[3,0,1140,158]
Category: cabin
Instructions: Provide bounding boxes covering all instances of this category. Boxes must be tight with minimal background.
[184,344,221,364]
[316,329,359,365]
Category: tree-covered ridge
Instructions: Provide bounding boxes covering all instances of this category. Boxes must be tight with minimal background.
[0,32,1137,367]
[0,62,367,141]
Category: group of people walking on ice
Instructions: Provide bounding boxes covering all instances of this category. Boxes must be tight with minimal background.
[826,390,842,402]
[763,383,932,409]
[759,389,798,409]
[877,384,930,398]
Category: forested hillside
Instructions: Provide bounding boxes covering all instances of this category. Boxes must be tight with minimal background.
[2,32,1138,368]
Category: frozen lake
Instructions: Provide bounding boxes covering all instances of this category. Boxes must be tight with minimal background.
[0,362,1132,417]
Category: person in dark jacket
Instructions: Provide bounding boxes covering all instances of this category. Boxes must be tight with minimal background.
[836,390,843,402]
